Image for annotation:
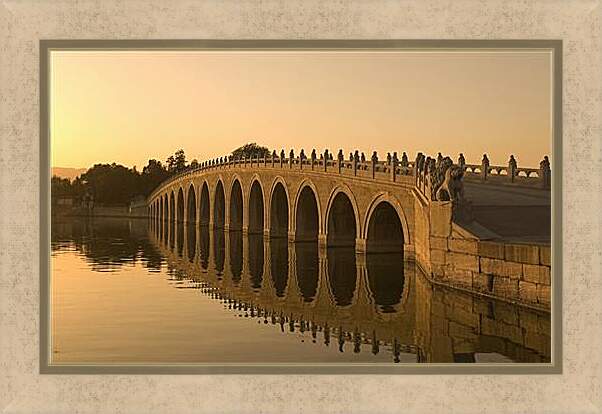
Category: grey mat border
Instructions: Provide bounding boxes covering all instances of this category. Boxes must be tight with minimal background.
[39,39,562,375]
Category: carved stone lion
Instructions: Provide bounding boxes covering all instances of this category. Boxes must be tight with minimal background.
[436,164,465,201]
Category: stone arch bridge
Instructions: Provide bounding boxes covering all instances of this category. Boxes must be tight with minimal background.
[147,150,552,307]
[148,152,433,261]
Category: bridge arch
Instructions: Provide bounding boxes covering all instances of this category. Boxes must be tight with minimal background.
[363,193,409,253]
[229,177,243,231]
[199,180,210,226]
[186,183,196,224]
[213,178,226,228]
[293,179,322,242]
[325,184,360,247]
[248,175,265,234]
[268,176,290,238]
[177,187,185,223]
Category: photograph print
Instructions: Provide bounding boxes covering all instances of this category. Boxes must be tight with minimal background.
[48,44,555,367]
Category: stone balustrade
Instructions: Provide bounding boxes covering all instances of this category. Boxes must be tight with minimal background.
[150,149,551,201]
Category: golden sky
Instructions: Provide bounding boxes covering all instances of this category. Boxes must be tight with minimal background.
[51,50,552,170]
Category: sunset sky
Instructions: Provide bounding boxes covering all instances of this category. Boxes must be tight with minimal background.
[51,50,552,170]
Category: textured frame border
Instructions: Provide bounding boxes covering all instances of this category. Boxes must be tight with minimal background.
[1,1,600,413]
[39,39,562,375]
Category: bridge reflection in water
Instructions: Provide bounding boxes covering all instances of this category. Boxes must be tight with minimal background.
[150,217,551,364]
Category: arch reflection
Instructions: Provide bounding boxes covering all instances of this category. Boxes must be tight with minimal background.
[366,252,405,313]
[295,242,319,302]
[229,230,243,284]
[327,247,357,307]
[269,238,288,297]
[248,234,264,290]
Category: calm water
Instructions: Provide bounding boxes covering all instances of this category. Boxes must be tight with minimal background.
[51,217,551,364]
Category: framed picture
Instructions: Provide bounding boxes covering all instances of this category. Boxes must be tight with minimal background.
[2,1,601,413]
[41,39,560,375]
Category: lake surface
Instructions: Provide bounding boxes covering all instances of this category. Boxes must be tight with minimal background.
[51,216,551,364]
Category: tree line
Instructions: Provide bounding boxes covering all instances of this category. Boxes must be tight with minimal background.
[52,143,268,206]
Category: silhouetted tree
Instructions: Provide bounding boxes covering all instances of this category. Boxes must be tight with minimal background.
[231,143,269,159]
[166,149,187,174]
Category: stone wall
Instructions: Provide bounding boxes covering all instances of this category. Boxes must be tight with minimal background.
[429,235,551,309]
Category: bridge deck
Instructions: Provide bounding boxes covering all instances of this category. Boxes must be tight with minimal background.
[461,182,551,245]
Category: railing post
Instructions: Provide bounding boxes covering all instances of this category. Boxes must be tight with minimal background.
[458,153,465,169]
[289,149,294,169]
[390,152,398,182]
[271,150,276,167]
[299,149,305,170]
[540,156,551,189]
[311,149,316,170]
[353,150,359,176]
[508,155,517,183]
[323,149,329,172]
[371,151,378,179]
[280,150,285,168]
[481,154,489,181]
[337,149,343,174]
[401,152,408,175]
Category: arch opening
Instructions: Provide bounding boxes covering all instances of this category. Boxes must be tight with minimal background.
[177,188,184,223]
[366,201,405,253]
[270,183,289,238]
[295,186,319,242]
[248,181,264,234]
[213,181,225,228]
[229,180,243,231]
[327,192,357,247]
[199,182,210,226]
[187,185,196,225]
[169,192,175,249]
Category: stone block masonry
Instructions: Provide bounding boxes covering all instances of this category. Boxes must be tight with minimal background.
[430,236,551,309]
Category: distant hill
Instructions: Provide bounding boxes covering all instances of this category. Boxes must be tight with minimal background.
[52,167,87,181]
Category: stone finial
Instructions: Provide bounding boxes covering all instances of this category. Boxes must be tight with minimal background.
[401,152,409,167]
[319,154,323,159]
[300,149,305,159]
[540,155,551,189]
[387,152,392,165]
[360,152,366,162]
[289,149,294,159]
[508,155,517,182]
[337,149,344,161]
[349,152,353,161]
[481,153,489,180]
[272,150,277,158]
[280,149,285,159]
[437,152,443,164]
[311,149,316,160]
[509,155,517,168]
[354,150,360,162]
[458,153,465,167]
[371,151,378,162]
[323,149,329,160]
[329,153,333,160]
